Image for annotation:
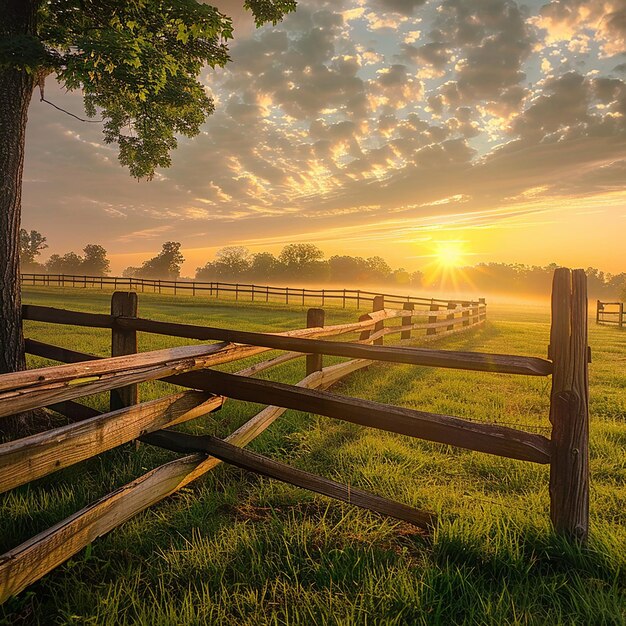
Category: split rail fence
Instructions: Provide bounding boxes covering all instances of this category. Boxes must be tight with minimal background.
[596,300,624,327]
[0,268,589,603]
[20,272,483,309]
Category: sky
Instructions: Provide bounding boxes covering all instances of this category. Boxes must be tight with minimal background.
[21,0,626,276]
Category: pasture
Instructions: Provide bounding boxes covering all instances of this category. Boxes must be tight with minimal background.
[1,286,625,625]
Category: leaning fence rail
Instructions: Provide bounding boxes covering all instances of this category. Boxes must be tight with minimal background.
[596,300,624,327]
[20,272,484,309]
[0,269,590,603]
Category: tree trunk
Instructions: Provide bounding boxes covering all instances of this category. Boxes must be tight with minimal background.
[0,1,38,438]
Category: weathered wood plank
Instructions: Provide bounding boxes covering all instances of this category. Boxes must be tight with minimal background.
[47,400,100,421]
[372,295,385,346]
[549,268,589,542]
[114,321,549,375]
[22,304,114,328]
[0,392,223,494]
[0,360,369,602]
[24,338,304,388]
[417,320,486,344]
[116,312,380,340]
[110,292,139,411]
[5,329,550,410]
[0,453,206,603]
[142,432,436,528]
[3,330,550,419]
[176,369,552,464]
[25,339,100,364]
[401,302,414,340]
[306,308,325,375]
[427,303,439,336]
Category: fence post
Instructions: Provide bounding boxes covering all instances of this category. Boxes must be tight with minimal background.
[462,301,470,327]
[358,296,383,343]
[110,291,139,412]
[235,284,239,301]
[266,286,269,303]
[401,302,414,340]
[446,302,456,331]
[372,295,385,345]
[549,268,589,543]
[478,298,487,321]
[596,300,601,324]
[343,289,346,308]
[427,302,439,336]
[285,287,289,305]
[620,302,624,328]
[306,308,325,375]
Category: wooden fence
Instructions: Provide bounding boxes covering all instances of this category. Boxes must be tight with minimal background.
[20,272,483,309]
[596,300,624,327]
[0,268,590,603]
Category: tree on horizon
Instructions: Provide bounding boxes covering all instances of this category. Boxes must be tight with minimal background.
[124,241,185,280]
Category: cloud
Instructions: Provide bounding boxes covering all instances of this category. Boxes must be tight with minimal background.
[535,1,626,58]
[18,0,626,273]
[398,42,451,71]
[367,0,428,16]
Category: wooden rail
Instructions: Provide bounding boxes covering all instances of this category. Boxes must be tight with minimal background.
[0,358,424,602]
[171,370,552,464]
[0,270,592,602]
[21,273,479,309]
[596,300,624,327]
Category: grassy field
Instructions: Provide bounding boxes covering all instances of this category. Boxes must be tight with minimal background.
[1,287,625,625]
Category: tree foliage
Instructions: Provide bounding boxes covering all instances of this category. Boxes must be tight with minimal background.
[126,241,184,279]
[194,244,423,287]
[43,243,111,275]
[278,243,324,268]
[45,251,83,274]
[81,244,111,276]
[19,228,47,269]
[1,0,297,179]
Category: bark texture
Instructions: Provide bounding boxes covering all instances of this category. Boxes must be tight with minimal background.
[0,0,38,437]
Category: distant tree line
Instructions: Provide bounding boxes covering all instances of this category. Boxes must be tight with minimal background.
[424,262,626,300]
[19,230,626,299]
[19,230,110,276]
[194,244,423,288]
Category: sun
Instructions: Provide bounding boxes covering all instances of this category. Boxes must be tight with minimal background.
[435,241,466,268]
[421,240,474,292]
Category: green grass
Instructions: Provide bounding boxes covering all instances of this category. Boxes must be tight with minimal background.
[1,288,625,625]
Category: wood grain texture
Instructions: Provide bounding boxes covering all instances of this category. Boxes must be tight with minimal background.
[549,268,589,542]
[0,359,371,602]
[0,342,264,417]
[47,400,100,421]
[110,292,139,411]
[25,338,100,364]
[0,392,223,494]
[6,326,550,418]
[22,304,114,328]
[177,369,552,464]
[306,308,325,375]
[401,302,414,340]
[143,432,436,529]
[0,452,205,603]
